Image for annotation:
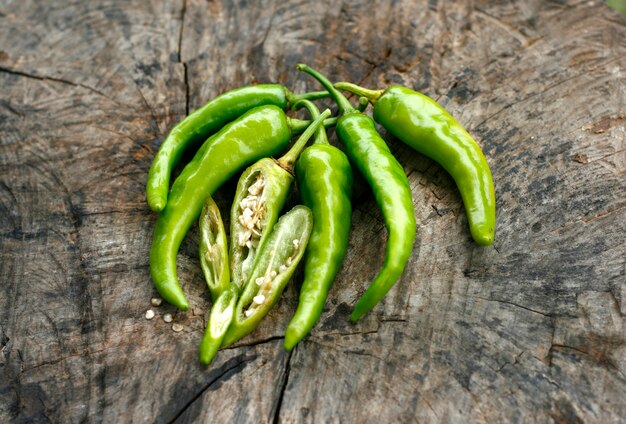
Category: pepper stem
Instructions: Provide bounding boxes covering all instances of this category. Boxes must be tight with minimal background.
[294,100,328,145]
[279,109,332,171]
[296,64,355,115]
[334,82,384,105]
[286,89,330,107]
[357,96,370,111]
[287,116,336,134]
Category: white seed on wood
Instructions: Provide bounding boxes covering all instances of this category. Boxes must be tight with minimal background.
[172,323,183,332]
[163,313,173,323]
[145,309,155,320]
[150,298,162,307]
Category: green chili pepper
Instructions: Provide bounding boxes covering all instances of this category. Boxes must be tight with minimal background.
[199,196,230,301]
[228,160,293,291]
[222,205,314,347]
[198,196,236,365]
[297,64,417,322]
[199,284,237,365]
[284,100,353,350]
[334,82,496,246]
[146,84,329,212]
[229,108,331,292]
[151,105,309,311]
[196,109,330,364]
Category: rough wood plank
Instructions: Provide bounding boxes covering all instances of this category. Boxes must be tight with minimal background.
[0,0,624,422]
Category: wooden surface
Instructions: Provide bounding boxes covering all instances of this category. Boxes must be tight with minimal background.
[1,0,625,422]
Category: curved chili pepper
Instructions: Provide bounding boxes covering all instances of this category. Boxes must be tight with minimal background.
[151,105,293,311]
[335,82,496,246]
[222,205,314,347]
[146,84,329,212]
[197,110,330,364]
[284,100,353,350]
[297,64,416,322]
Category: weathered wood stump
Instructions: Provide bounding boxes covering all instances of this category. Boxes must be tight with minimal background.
[1,0,624,422]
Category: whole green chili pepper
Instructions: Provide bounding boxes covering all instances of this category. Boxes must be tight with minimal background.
[334,82,496,246]
[146,84,328,212]
[197,110,330,364]
[297,64,416,322]
[284,100,353,350]
[222,205,314,347]
[151,105,322,311]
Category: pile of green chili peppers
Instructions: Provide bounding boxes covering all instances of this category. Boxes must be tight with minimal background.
[146,64,496,365]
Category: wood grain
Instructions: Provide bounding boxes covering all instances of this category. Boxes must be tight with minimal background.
[0,0,624,422]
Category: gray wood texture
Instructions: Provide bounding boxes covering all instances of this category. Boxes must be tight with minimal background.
[1,0,625,422]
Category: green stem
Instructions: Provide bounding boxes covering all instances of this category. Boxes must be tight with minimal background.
[296,64,355,115]
[288,116,336,133]
[279,109,331,171]
[357,96,370,111]
[294,99,328,145]
[287,90,329,107]
[288,96,368,134]
[334,82,384,105]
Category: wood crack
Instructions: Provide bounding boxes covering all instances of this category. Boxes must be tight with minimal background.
[497,351,525,371]
[222,335,285,350]
[168,356,254,424]
[136,86,161,141]
[178,0,189,116]
[272,349,293,424]
[309,328,380,339]
[471,295,553,317]
[357,47,393,86]
[20,346,110,374]
[471,71,589,130]
[0,66,119,105]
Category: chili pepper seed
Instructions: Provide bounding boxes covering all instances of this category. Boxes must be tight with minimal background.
[150,297,163,307]
[145,309,155,320]
[163,313,173,323]
[172,323,184,332]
